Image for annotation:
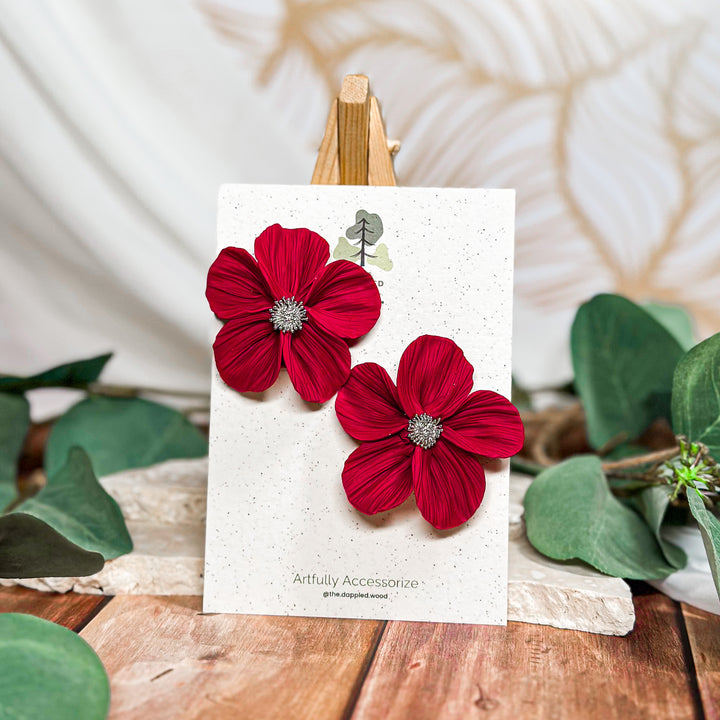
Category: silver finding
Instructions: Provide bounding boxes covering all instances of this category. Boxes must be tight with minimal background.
[270,296,308,333]
[407,413,443,449]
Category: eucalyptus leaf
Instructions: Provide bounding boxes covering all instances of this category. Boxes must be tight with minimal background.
[45,396,207,478]
[571,294,683,449]
[602,442,649,461]
[510,457,546,476]
[524,456,677,579]
[686,491,720,602]
[644,302,695,351]
[0,513,104,578]
[608,477,660,493]
[672,332,720,458]
[632,485,686,569]
[0,613,110,719]
[21,447,132,560]
[0,393,29,511]
[0,353,111,393]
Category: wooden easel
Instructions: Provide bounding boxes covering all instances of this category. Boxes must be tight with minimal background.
[311,75,398,187]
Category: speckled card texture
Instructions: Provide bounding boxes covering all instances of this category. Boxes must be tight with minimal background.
[204,184,516,625]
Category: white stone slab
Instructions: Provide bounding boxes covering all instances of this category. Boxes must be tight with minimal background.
[100,457,209,524]
[0,522,204,596]
[2,463,634,635]
[510,475,633,635]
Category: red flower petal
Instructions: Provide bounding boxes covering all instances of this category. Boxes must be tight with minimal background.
[412,439,486,530]
[306,260,381,339]
[336,363,407,441]
[342,435,414,515]
[282,321,351,403]
[254,224,330,300]
[443,390,525,458]
[397,335,473,419]
[206,247,273,320]
[213,314,281,393]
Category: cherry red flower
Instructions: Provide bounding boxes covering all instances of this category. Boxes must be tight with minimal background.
[207,224,381,403]
[335,335,524,529]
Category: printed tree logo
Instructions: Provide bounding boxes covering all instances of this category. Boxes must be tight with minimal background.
[333,209,393,271]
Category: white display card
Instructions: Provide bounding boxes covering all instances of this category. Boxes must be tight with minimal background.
[204,184,516,625]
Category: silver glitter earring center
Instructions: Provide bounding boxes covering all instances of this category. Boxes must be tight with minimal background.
[408,413,443,449]
[269,296,307,333]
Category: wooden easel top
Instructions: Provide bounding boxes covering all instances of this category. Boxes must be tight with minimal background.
[311,75,398,187]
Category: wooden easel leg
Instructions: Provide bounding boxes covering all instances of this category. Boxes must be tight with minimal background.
[311,99,339,185]
[311,75,397,187]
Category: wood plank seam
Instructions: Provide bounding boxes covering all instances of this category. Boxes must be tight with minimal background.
[677,602,711,720]
[0,586,109,632]
[341,620,387,720]
[72,594,114,633]
[677,603,720,720]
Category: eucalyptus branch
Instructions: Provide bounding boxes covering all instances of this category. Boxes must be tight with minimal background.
[596,431,631,457]
[181,405,212,417]
[528,402,584,467]
[601,447,679,472]
[86,382,210,401]
[604,470,669,484]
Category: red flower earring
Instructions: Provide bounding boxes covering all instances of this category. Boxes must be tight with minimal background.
[335,335,524,529]
[207,224,381,403]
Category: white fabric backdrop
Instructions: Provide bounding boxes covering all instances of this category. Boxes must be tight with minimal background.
[4,0,719,402]
[0,0,313,401]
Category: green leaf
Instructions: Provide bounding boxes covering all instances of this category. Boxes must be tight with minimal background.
[608,477,657,493]
[21,447,132,560]
[0,353,112,393]
[571,294,684,449]
[644,302,695,351]
[45,396,208,478]
[511,378,532,410]
[0,513,104,578]
[0,393,30,511]
[686,491,720,602]
[672,332,720,458]
[0,613,110,719]
[524,456,677,579]
[632,485,687,569]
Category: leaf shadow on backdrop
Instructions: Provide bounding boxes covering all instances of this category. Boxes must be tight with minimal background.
[199,0,720,386]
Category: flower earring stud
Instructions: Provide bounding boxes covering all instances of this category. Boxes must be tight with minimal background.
[206,224,381,403]
[335,334,524,529]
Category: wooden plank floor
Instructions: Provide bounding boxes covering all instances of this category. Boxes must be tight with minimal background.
[0,586,717,719]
